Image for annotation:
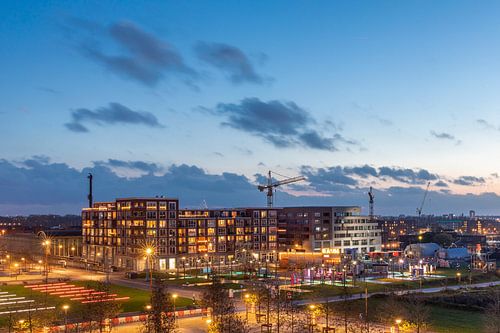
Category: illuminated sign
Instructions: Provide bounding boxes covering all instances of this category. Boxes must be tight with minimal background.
[321,248,340,254]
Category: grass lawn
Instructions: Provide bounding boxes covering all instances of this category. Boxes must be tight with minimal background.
[71,281,195,313]
[427,305,485,333]
[0,281,195,320]
[325,294,487,333]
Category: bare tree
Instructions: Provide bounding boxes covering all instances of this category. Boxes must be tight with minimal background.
[483,289,500,333]
[82,281,121,332]
[405,295,429,333]
[201,278,249,333]
[142,279,176,333]
[376,294,407,327]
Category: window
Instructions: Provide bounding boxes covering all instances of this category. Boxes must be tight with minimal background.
[169,202,177,210]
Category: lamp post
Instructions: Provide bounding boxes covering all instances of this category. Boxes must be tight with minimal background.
[244,293,250,322]
[59,244,63,257]
[42,240,50,284]
[456,272,462,283]
[71,246,75,257]
[172,293,178,322]
[21,258,26,273]
[308,304,316,333]
[395,318,402,333]
[145,247,154,291]
[62,304,70,333]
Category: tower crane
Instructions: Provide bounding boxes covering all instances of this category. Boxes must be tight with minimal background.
[368,186,374,221]
[257,170,306,207]
[416,182,431,217]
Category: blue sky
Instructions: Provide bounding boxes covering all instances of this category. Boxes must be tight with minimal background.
[2,1,500,215]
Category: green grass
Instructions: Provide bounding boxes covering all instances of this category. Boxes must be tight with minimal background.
[71,281,195,312]
[0,281,195,323]
[317,292,487,333]
[427,305,485,333]
[294,270,499,299]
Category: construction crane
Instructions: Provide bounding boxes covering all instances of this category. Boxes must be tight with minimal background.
[368,187,374,221]
[416,182,431,217]
[257,170,306,207]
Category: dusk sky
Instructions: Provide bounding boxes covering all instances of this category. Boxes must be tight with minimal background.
[3,1,500,215]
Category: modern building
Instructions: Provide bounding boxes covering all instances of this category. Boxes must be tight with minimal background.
[277,206,382,255]
[82,197,279,272]
[1,229,82,260]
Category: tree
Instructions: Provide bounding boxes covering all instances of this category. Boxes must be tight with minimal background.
[376,294,407,327]
[483,289,500,333]
[404,295,429,333]
[82,282,121,332]
[201,278,248,333]
[142,279,176,333]
[432,233,454,247]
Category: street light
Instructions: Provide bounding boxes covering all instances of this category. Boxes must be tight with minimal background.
[309,304,316,333]
[456,272,462,283]
[244,293,250,321]
[42,240,51,284]
[172,294,178,321]
[395,318,402,333]
[144,247,154,291]
[62,304,70,333]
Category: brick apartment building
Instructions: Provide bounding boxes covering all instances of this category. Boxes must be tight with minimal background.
[82,197,278,271]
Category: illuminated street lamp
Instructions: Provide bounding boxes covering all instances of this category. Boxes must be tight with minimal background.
[144,247,154,291]
[395,318,402,333]
[145,304,152,311]
[62,304,70,332]
[172,294,178,321]
[244,293,250,321]
[456,272,462,283]
[309,304,317,332]
[42,240,51,284]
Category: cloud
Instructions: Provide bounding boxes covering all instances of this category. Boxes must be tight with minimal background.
[1,157,500,215]
[430,131,455,140]
[301,166,359,191]
[73,20,197,86]
[194,42,266,84]
[378,167,438,184]
[453,176,485,186]
[476,119,497,130]
[94,159,161,174]
[65,102,163,132]
[434,180,448,187]
[209,98,354,151]
[430,130,461,145]
[344,165,378,178]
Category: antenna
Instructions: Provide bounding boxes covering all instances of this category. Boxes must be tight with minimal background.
[87,173,93,208]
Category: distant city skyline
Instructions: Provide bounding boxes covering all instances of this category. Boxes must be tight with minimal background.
[2,1,500,215]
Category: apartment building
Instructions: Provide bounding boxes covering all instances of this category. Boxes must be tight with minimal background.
[82,197,278,272]
[278,206,382,255]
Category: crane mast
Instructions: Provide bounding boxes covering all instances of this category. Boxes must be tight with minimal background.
[257,170,306,207]
[368,186,374,221]
[416,182,431,217]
